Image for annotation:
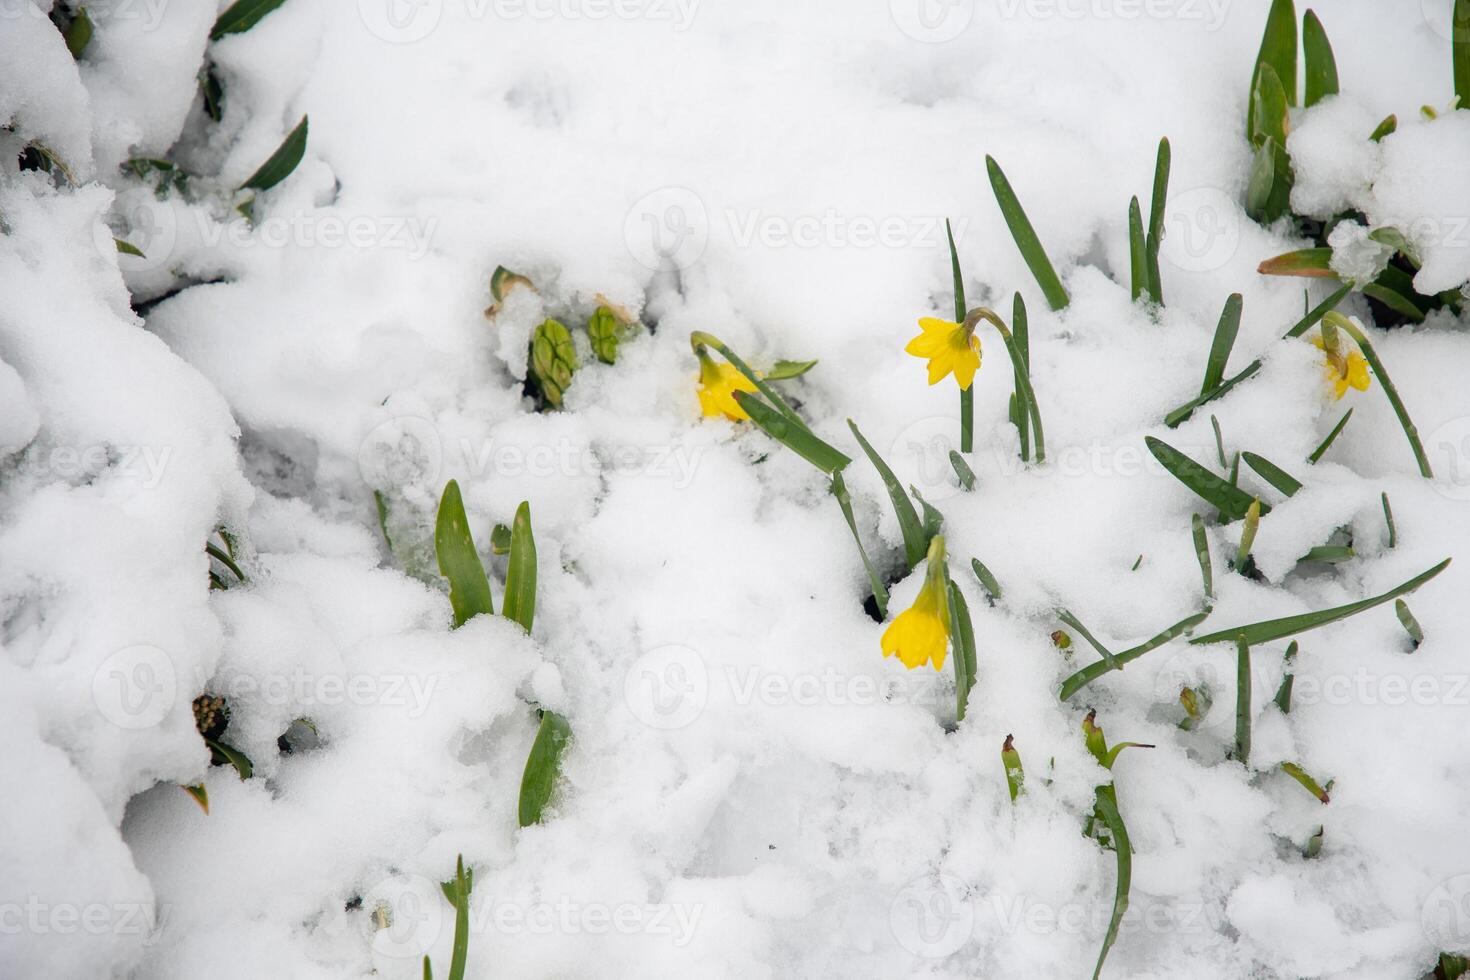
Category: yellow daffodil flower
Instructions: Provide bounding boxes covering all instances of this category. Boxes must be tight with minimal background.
[881,536,951,671]
[696,349,758,421]
[1309,332,1371,400]
[905,317,981,390]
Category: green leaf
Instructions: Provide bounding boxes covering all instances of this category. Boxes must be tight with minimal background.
[240,115,308,192]
[182,783,209,814]
[1258,247,1334,277]
[1456,0,1470,110]
[910,485,945,541]
[207,738,254,779]
[114,237,145,258]
[1190,558,1450,646]
[518,709,572,827]
[502,501,536,633]
[1241,451,1303,496]
[948,451,976,491]
[1280,761,1331,803]
[1299,544,1354,564]
[1246,136,1293,224]
[435,480,494,627]
[1273,640,1298,713]
[970,557,1002,602]
[831,471,888,619]
[1302,10,1339,107]
[1248,0,1298,142]
[1201,294,1243,395]
[1192,513,1213,599]
[206,541,248,584]
[1059,608,1213,700]
[1308,408,1352,463]
[1361,281,1426,323]
[1145,137,1170,305]
[764,358,819,380]
[490,522,512,556]
[61,7,93,58]
[1164,360,1262,428]
[1395,598,1423,647]
[1147,437,1268,522]
[986,156,1069,311]
[212,0,289,40]
[442,855,472,980]
[948,581,976,723]
[848,419,927,569]
[947,219,974,454]
[1382,492,1396,548]
[1233,638,1252,764]
[1326,313,1433,477]
[1091,784,1133,980]
[490,265,533,303]
[1057,609,1118,671]
[1368,114,1397,143]
[1128,196,1147,303]
[734,392,850,475]
[1001,735,1024,801]
[1283,283,1352,337]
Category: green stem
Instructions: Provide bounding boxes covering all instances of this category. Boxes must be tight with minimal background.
[1325,314,1432,478]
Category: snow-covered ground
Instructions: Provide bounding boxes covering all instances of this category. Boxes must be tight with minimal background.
[4,1,1470,977]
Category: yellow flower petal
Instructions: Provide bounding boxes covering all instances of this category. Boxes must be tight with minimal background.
[697,363,757,421]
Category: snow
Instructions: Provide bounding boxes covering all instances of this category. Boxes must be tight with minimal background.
[5,1,1470,978]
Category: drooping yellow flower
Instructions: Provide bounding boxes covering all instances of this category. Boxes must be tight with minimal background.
[1309,333,1371,400]
[696,350,758,421]
[881,536,951,671]
[905,317,981,390]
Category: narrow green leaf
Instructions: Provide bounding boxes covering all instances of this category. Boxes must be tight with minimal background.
[1145,137,1170,305]
[830,471,888,619]
[1091,784,1133,980]
[848,419,927,569]
[518,709,572,827]
[1128,196,1147,303]
[1057,609,1119,671]
[1235,498,1261,571]
[1368,114,1397,143]
[1059,608,1213,700]
[1259,247,1334,278]
[490,522,512,556]
[1273,640,1298,713]
[971,557,1002,602]
[1361,281,1427,323]
[211,0,289,40]
[733,392,850,474]
[947,220,974,454]
[1011,292,1032,459]
[446,855,471,980]
[61,7,93,58]
[241,115,308,192]
[206,542,247,583]
[1299,544,1354,564]
[435,479,494,626]
[986,156,1069,310]
[949,581,977,723]
[207,738,254,780]
[1382,492,1396,548]
[502,501,536,633]
[1241,451,1303,496]
[1233,638,1252,765]
[490,265,534,303]
[910,485,945,541]
[182,783,209,813]
[1456,0,1470,110]
[1327,314,1433,477]
[1201,294,1244,395]
[1147,437,1268,522]
[1395,598,1423,647]
[764,358,819,380]
[114,237,145,258]
[1001,735,1024,801]
[1302,10,1339,107]
[949,451,976,491]
[1281,761,1331,803]
[1283,283,1351,337]
[1192,513,1213,599]
[1211,416,1227,468]
[1190,558,1450,646]
[1248,0,1298,142]
[1164,360,1262,428]
[1308,408,1353,463]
